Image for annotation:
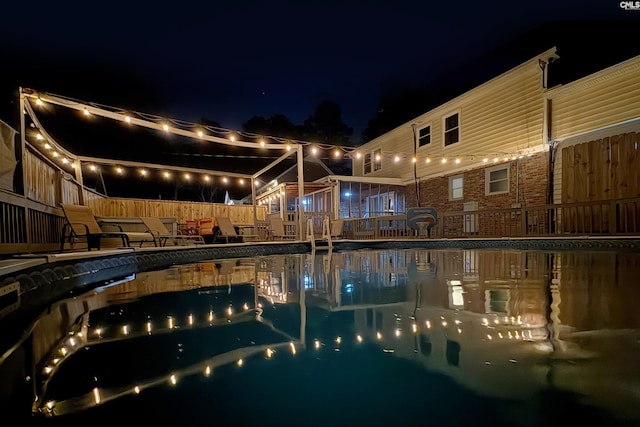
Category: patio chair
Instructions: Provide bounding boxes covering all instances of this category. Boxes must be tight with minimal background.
[214,216,244,243]
[140,216,204,247]
[60,204,155,251]
[197,218,215,243]
[268,216,296,240]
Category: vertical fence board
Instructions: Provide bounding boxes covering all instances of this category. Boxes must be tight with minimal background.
[610,134,622,199]
[625,132,639,197]
[562,145,575,203]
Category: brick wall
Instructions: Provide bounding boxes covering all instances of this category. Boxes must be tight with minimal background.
[406,151,550,213]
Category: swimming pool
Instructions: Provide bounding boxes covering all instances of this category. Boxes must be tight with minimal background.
[2,247,640,426]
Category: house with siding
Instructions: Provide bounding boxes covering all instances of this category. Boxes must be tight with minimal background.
[348,46,640,235]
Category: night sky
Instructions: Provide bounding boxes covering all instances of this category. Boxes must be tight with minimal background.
[1,1,636,140]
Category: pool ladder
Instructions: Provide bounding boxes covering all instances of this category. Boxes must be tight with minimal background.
[306,217,333,251]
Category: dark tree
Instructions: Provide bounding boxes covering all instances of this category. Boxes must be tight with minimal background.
[361,75,432,143]
[302,101,353,146]
[242,114,302,140]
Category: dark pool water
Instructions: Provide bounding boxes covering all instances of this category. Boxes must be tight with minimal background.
[2,248,640,426]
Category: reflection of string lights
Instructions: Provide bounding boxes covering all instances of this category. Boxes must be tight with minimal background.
[37,307,546,418]
[37,339,303,417]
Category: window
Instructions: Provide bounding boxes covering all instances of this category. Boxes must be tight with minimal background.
[364,152,372,174]
[366,191,395,217]
[418,125,431,147]
[449,175,463,200]
[485,165,509,195]
[444,112,459,146]
[363,148,382,175]
[373,148,382,172]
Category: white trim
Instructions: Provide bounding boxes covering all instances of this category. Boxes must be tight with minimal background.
[443,110,460,148]
[416,123,432,150]
[554,117,640,147]
[485,164,509,196]
[449,174,464,200]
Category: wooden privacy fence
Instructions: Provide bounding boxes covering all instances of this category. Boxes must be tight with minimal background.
[562,132,640,203]
[86,198,267,225]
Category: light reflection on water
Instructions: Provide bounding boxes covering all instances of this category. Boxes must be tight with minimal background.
[3,248,640,426]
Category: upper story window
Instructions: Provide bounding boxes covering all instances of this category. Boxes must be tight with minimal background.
[444,112,459,146]
[418,125,431,147]
[485,164,509,195]
[364,152,372,174]
[364,148,382,175]
[449,174,463,200]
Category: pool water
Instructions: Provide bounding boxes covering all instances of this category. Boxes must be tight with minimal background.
[2,248,640,426]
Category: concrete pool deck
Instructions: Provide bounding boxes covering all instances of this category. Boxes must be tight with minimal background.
[2,235,640,279]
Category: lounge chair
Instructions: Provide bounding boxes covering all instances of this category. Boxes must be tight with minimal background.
[214,216,244,243]
[140,216,204,247]
[60,204,155,251]
[268,216,296,240]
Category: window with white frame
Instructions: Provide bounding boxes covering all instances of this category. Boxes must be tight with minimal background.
[418,125,431,147]
[363,148,382,175]
[449,175,463,200]
[485,164,509,195]
[444,112,459,146]
[373,148,382,172]
[364,152,372,174]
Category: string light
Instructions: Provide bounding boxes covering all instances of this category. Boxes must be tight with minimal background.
[24,90,542,191]
[27,89,541,164]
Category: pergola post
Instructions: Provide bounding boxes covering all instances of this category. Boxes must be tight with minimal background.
[297,145,305,239]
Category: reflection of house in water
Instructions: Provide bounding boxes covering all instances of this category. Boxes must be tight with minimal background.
[9,250,640,421]
[352,250,554,400]
[304,249,410,310]
[299,248,640,418]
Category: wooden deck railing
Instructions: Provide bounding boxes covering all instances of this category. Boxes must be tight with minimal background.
[339,198,640,240]
[2,137,639,254]
[3,193,640,255]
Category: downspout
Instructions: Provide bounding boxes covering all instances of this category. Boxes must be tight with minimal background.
[411,124,419,206]
[544,96,558,233]
[544,97,556,205]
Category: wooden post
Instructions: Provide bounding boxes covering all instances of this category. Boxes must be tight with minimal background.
[297,145,305,240]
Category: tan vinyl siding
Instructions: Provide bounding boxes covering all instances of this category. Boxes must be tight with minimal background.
[352,127,414,179]
[355,49,553,182]
[549,57,640,141]
[413,62,544,179]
